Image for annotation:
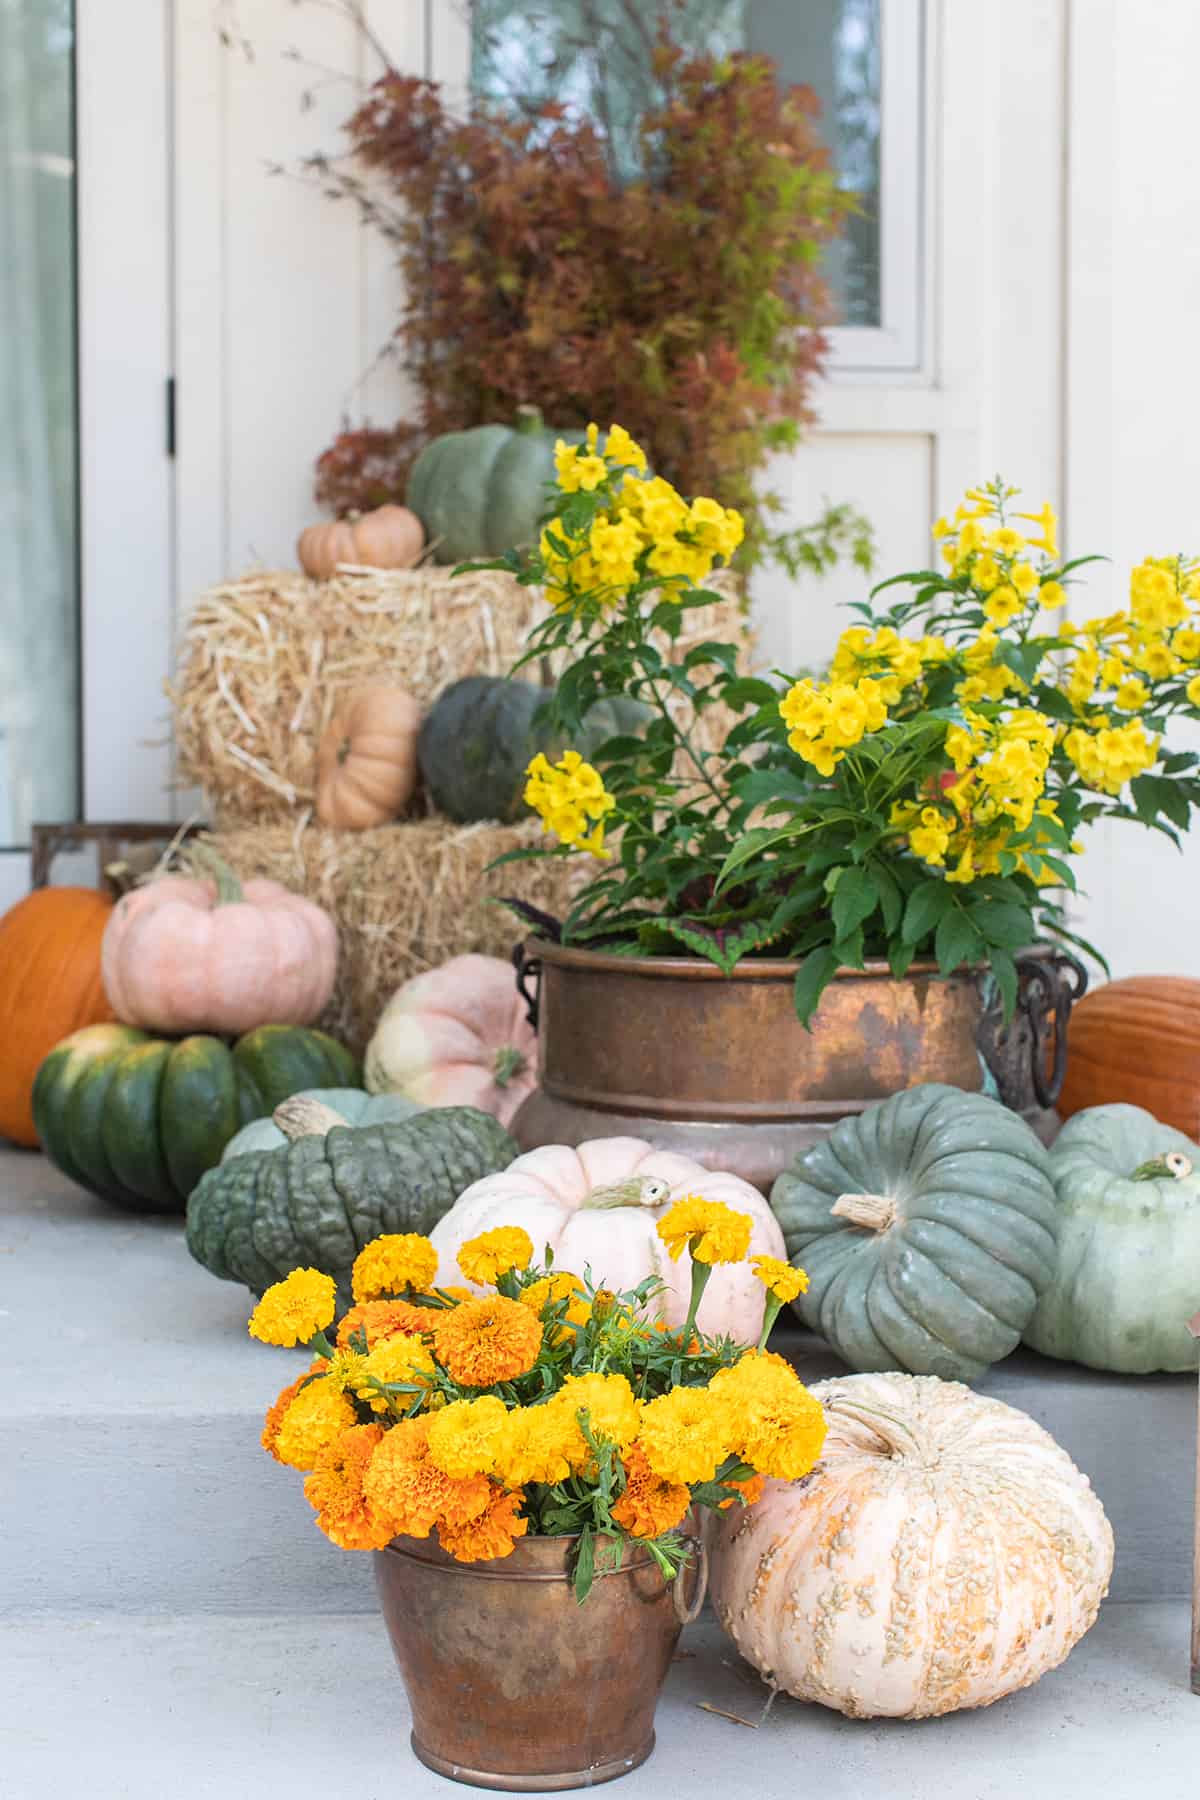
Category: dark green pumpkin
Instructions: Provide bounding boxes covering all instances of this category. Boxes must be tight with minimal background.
[405,407,582,564]
[32,1022,359,1215]
[418,675,649,824]
[186,1105,518,1300]
[770,1084,1059,1382]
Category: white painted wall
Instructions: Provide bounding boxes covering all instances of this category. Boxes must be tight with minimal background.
[163,0,1200,979]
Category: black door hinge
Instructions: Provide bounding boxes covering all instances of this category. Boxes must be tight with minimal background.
[166,376,177,458]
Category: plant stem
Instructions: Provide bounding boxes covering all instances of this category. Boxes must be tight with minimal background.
[681,1255,711,1343]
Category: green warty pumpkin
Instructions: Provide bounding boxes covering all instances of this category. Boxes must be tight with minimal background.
[406,407,582,565]
[1024,1102,1200,1373]
[33,1022,359,1214]
[187,1101,518,1299]
[770,1083,1059,1382]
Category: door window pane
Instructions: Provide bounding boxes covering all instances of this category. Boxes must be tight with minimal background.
[470,0,881,327]
[0,0,78,847]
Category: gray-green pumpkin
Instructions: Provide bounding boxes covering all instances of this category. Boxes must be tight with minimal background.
[186,1097,517,1301]
[406,407,582,565]
[220,1088,422,1161]
[1024,1103,1200,1373]
[418,676,650,824]
[770,1084,1059,1382]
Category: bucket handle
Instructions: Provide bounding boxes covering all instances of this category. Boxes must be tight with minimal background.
[672,1535,709,1625]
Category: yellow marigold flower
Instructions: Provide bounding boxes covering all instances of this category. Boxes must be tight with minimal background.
[248,1267,336,1349]
[438,1483,529,1564]
[710,1352,827,1480]
[612,1442,691,1539]
[351,1233,439,1304]
[554,1372,642,1465]
[337,1298,436,1349]
[354,1334,437,1413]
[432,1295,544,1387]
[751,1255,809,1304]
[363,1415,490,1539]
[519,1272,591,1342]
[324,1348,369,1393]
[426,1395,510,1478]
[1039,579,1066,610]
[494,1404,575,1487]
[303,1423,393,1551]
[273,1377,357,1473]
[262,1365,323,1462]
[983,584,1023,627]
[602,423,648,472]
[458,1226,534,1288]
[637,1385,732,1485]
[656,1195,753,1266]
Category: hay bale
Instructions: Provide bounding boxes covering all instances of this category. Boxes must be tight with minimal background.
[200,816,583,1054]
[169,566,750,826]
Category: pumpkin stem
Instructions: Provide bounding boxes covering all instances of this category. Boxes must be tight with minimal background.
[583,1176,673,1211]
[273,1096,350,1140]
[493,1044,527,1088]
[514,403,544,434]
[1132,1151,1194,1181]
[830,1192,897,1232]
[184,842,245,905]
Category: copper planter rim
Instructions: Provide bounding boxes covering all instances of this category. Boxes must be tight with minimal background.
[529,937,969,981]
[380,1529,662,1580]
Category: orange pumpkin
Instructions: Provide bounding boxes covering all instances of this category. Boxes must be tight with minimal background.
[315,684,422,830]
[298,505,424,580]
[0,886,116,1147]
[1059,974,1200,1135]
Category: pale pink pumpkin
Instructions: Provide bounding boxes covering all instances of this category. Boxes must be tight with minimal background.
[101,849,337,1036]
[429,1136,787,1340]
[363,954,536,1127]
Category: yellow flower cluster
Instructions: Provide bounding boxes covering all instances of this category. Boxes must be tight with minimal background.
[524,749,615,859]
[751,1254,809,1304]
[829,625,949,705]
[1063,719,1160,795]
[778,676,889,777]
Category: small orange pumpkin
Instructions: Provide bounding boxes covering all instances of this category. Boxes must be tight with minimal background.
[316,684,422,830]
[0,886,116,1147]
[1059,974,1200,1135]
[298,504,425,580]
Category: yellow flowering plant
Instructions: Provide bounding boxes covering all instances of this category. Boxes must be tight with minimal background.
[253,1206,824,1602]
[481,448,1200,1023]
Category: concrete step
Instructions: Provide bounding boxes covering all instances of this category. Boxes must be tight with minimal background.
[3,1149,1195,1614]
[3,1604,1198,1800]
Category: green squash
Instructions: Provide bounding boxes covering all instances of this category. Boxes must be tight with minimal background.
[405,407,583,564]
[418,675,650,824]
[33,1022,359,1215]
[1024,1103,1200,1372]
[187,1104,518,1300]
[220,1088,422,1161]
[770,1084,1059,1382]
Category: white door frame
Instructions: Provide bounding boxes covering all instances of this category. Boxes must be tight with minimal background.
[0,0,175,910]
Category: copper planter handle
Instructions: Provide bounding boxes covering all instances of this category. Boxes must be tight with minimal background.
[672,1535,709,1625]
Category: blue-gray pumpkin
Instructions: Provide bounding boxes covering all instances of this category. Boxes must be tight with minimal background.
[405,408,582,565]
[770,1084,1059,1382]
[220,1087,422,1161]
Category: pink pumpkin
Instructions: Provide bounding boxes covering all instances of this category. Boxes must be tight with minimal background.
[101,849,337,1036]
[363,954,536,1127]
[428,1136,787,1340]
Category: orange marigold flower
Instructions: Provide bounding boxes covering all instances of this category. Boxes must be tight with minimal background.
[337,1298,436,1348]
[718,1472,765,1512]
[351,1233,439,1303]
[612,1442,691,1539]
[362,1415,490,1539]
[432,1295,543,1387]
[303,1423,393,1550]
[458,1226,534,1287]
[438,1482,529,1564]
[261,1365,322,1462]
[273,1377,357,1472]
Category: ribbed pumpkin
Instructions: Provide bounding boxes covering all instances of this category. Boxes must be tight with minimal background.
[315,683,421,829]
[418,676,649,824]
[297,504,424,579]
[0,886,116,1148]
[406,408,581,565]
[33,1021,358,1213]
[1059,975,1200,1136]
[710,1372,1112,1719]
[770,1084,1058,1381]
[220,1087,422,1160]
[187,1102,518,1299]
[1025,1102,1200,1371]
[365,954,536,1127]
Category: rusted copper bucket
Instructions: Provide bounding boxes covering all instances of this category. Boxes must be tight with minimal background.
[374,1530,706,1790]
[511,940,984,1192]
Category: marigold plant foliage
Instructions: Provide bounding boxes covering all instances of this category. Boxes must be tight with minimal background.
[310,40,851,564]
[253,1201,822,1599]
[480,429,1200,1023]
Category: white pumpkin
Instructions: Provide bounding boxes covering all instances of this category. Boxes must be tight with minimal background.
[365,953,535,1127]
[429,1136,787,1341]
[710,1370,1112,1719]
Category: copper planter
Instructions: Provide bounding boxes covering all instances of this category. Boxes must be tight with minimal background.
[374,1530,706,1790]
[512,940,985,1193]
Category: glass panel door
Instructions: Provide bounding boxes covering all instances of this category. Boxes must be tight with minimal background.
[0,0,78,851]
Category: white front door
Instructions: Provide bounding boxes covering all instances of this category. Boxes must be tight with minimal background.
[0,0,174,910]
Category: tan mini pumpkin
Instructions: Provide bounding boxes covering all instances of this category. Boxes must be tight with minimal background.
[710,1371,1113,1719]
[298,505,424,580]
[315,684,421,830]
